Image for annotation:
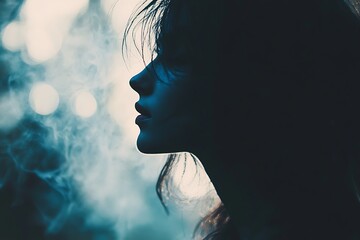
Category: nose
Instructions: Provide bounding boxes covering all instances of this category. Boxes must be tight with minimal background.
[129,66,154,96]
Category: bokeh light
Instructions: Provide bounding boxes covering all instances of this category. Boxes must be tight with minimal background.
[29,82,60,115]
[74,90,97,118]
[25,28,63,63]
[1,21,25,52]
[1,0,91,63]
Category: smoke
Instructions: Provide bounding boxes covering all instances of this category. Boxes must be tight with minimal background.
[0,0,220,239]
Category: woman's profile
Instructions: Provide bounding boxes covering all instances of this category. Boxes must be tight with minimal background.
[123,0,360,239]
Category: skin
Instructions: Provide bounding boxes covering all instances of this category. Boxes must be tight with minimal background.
[129,59,212,154]
[129,2,213,155]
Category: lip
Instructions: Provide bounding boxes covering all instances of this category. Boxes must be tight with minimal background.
[135,102,151,117]
[135,102,151,125]
[135,114,151,125]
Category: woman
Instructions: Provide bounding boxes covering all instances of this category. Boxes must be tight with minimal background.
[124,0,360,239]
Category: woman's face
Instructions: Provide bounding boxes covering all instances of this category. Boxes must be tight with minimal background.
[129,4,212,154]
[130,62,200,154]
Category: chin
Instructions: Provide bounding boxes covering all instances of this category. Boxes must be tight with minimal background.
[136,135,185,155]
[136,137,166,154]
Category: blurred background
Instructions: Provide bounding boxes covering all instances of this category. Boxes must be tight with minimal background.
[0,0,220,239]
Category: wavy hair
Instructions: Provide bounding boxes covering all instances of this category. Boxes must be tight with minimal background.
[121,0,233,238]
[121,0,360,239]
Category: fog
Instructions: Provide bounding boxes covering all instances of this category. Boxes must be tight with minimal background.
[0,0,220,239]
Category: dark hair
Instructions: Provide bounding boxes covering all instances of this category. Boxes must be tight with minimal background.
[122,0,233,238]
[123,0,360,239]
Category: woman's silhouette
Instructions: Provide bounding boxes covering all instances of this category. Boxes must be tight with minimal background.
[124,0,360,239]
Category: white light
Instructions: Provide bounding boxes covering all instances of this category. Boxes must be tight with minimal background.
[29,83,60,115]
[1,21,25,51]
[26,29,63,63]
[20,0,90,63]
[74,91,97,118]
[0,93,24,132]
[23,0,89,18]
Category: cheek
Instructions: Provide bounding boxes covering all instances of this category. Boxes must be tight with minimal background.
[155,97,203,141]
[152,82,194,117]
[150,85,201,136]
[152,97,197,130]
[137,89,206,153]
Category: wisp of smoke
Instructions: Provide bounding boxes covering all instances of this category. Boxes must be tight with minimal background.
[0,0,219,239]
